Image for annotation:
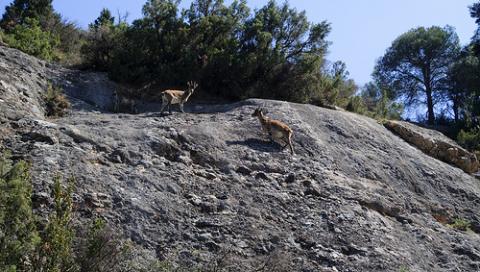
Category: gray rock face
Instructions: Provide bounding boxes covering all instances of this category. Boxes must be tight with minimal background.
[0,46,50,120]
[0,45,122,123]
[2,45,480,272]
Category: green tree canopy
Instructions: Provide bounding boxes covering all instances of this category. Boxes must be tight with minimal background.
[3,17,59,61]
[90,8,115,30]
[0,0,85,66]
[471,2,480,57]
[359,82,403,119]
[447,46,480,122]
[106,0,336,103]
[0,0,55,31]
[471,2,480,24]
[82,8,122,71]
[374,25,460,125]
[239,0,331,101]
[183,0,250,97]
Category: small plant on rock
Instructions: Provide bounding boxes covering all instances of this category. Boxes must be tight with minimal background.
[44,83,70,117]
[448,218,472,231]
[76,218,131,272]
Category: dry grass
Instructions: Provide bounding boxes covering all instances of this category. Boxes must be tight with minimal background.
[44,83,70,117]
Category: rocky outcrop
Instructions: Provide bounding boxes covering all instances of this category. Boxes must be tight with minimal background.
[0,46,51,120]
[0,45,122,123]
[3,45,480,271]
[384,120,479,173]
[60,71,119,112]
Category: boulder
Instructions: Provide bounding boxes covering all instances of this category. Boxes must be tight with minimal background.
[384,120,479,173]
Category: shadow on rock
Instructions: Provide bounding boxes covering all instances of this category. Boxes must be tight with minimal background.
[143,112,180,118]
[226,138,284,153]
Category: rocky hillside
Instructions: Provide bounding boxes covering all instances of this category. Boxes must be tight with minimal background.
[2,45,480,272]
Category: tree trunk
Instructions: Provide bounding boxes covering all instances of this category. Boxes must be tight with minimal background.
[423,65,435,125]
[426,87,435,125]
[453,99,459,123]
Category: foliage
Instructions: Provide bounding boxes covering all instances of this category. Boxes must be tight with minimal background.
[310,61,357,107]
[363,3,477,144]
[345,82,403,120]
[448,218,472,231]
[81,9,121,71]
[0,151,138,272]
[374,25,460,125]
[76,218,130,272]
[36,176,77,272]
[345,96,366,114]
[0,0,55,32]
[0,152,40,272]
[0,155,78,272]
[457,128,480,152]
[44,83,70,117]
[236,0,332,102]
[3,17,59,61]
[51,19,86,67]
[471,2,480,57]
[447,46,480,123]
[440,2,480,147]
[1,0,360,110]
[107,0,187,85]
[364,82,403,119]
[1,0,85,66]
[184,0,250,99]
[92,8,115,28]
[472,2,480,24]
[103,0,344,104]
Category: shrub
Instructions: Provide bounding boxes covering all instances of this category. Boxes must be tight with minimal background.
[52,20,87,68]
[345,94,403,121]
[37,177,133,272]
[0,151,140,272]
[76,218,131,272]
[448,218,471,231]
[346,96,367,114]
[36,175,77,272]
[0,152,40,272]
[457,128,480,152]
[81,9,128,71]
[44,83,70,117]
[3,18,59,61]
[252,249,297,272]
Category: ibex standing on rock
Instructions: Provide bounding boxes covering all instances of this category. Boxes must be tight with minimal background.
[160,81,198,114]
[252,107,294,154]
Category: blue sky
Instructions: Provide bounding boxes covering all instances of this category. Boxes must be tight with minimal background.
[0,0,478,86]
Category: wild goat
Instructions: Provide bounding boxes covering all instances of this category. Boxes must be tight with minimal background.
[252,107,294,154]
[160,81,198,114]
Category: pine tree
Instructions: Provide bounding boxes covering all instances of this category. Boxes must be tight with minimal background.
[0,0,55,32]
